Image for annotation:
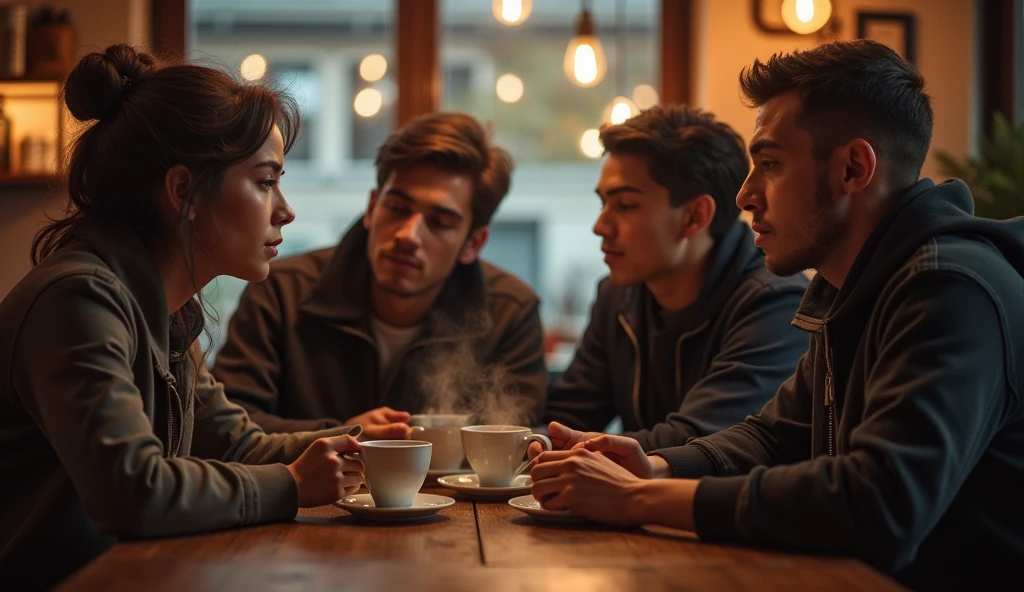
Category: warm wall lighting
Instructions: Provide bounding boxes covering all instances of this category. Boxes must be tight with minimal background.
[631,84,658,110]
[359,54,387,82]
[564,5,607,88]
[239,54,267,81]
[353,88,383,117]
[580,129,603,158]
[495,73,524,103]
[493,0,532,26]
[780,0,832,34]
[603,96,640,125]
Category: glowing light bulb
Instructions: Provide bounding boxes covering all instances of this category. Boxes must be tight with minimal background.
[495,73,524,103]
[602,96,640,125]
[780,0,832,34]
[580,129,603,159]
[564,10,607,88]
[631,84,659,110]
[359,54,387,82]
[239,54,267,81]
[493,0,532,26]
[353,88,383,117]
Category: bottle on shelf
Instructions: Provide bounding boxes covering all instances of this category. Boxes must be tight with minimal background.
[0,95,11,173]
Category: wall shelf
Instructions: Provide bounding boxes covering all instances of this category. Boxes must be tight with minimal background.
[0,173,61,189]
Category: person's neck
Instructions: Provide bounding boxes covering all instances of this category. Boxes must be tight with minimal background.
[816,190,899,290]
[370,280,441,327]
[645,236,715,312]
[149,241,211,315]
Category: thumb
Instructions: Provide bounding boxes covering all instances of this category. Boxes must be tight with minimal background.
[325,434,362,454]
[582,435,637,456]
[547,421,578,447]
[382,408,412,423]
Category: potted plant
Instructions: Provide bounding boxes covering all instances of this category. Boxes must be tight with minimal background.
[936,112,1024,220]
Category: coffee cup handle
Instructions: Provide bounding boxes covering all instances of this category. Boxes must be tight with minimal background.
[513,434,552,478]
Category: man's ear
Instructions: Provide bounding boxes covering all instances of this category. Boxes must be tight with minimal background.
[458,226,490,265]
[162,165,195,220]
[363,188,380,230]
[836,138,877,195]
[680,194,716,239]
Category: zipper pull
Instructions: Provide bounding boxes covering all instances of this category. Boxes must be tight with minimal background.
[824,374,834,407]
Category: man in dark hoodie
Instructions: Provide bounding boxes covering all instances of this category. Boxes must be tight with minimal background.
[541,105,809,451]
[528,40,1024,590]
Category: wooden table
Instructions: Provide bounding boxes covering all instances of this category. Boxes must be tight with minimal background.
[58,486,905,591]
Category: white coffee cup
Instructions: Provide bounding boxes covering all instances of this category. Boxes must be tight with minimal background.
[461,425,552,488]
[409,414,472,471]
[357,440,432,508]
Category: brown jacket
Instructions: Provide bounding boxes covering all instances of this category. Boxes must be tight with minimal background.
[212,222,548,433]
[0,227,358,589]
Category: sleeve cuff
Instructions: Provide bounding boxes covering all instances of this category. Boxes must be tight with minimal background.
[651,444,717,478]
[247,463,299,524]
[692,475,747,542]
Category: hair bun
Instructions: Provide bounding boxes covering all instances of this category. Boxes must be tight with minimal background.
[64,44,156,122]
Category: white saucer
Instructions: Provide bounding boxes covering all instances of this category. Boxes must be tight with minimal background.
[436,474,532,500]
[427,466,473,480]
[334,493,455,522]
[508,494,590,524]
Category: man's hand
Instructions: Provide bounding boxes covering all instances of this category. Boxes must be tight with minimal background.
[528,448,646,527]
[528,421,602,459]
[287,435,364,507]
[346,406,411,441]
[578,434,656,479]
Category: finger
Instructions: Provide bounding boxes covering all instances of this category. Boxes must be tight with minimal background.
[339,458,364,474]
[582,435,641,456]
[382,408,412,422]
[530,475,570,501]
[376,423,411,440]
[534,449,584,466]
[325,434,362,454]
[530,456,582,482]
[341,473,363,490]
[538,489,572,512]
[547,422,580,448]
[527,441,545,460]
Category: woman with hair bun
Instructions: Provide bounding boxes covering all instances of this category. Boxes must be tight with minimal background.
[0,44,365,589]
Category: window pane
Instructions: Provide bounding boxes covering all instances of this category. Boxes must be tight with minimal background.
[189,0,395,356]
[441,0,659,329]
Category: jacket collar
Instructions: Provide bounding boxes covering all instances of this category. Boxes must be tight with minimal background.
[793,179,939,329]
[73,225,204,374]
[298,220,490,336]
[620,220,763,331]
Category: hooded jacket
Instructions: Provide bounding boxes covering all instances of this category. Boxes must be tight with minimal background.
[545,220,809,450]
[657,180,1024,589]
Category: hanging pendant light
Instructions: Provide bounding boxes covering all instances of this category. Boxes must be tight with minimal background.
[780,0,832,34]
[564,0,607,88]
[492,0,532,26]
[601,0,639,125]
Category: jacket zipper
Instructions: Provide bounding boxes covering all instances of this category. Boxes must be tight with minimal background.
[674,321,711,397]
[165,373,181,457]
[823,324,836,457]
[617,315,643,429]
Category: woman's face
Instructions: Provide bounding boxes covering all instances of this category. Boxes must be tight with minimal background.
[193,126,296,282]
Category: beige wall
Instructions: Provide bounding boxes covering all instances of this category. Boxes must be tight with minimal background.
[692,0,976,182]
[0,0,149,299]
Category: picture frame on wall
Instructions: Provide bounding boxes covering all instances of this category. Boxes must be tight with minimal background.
[857,12,917,65]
